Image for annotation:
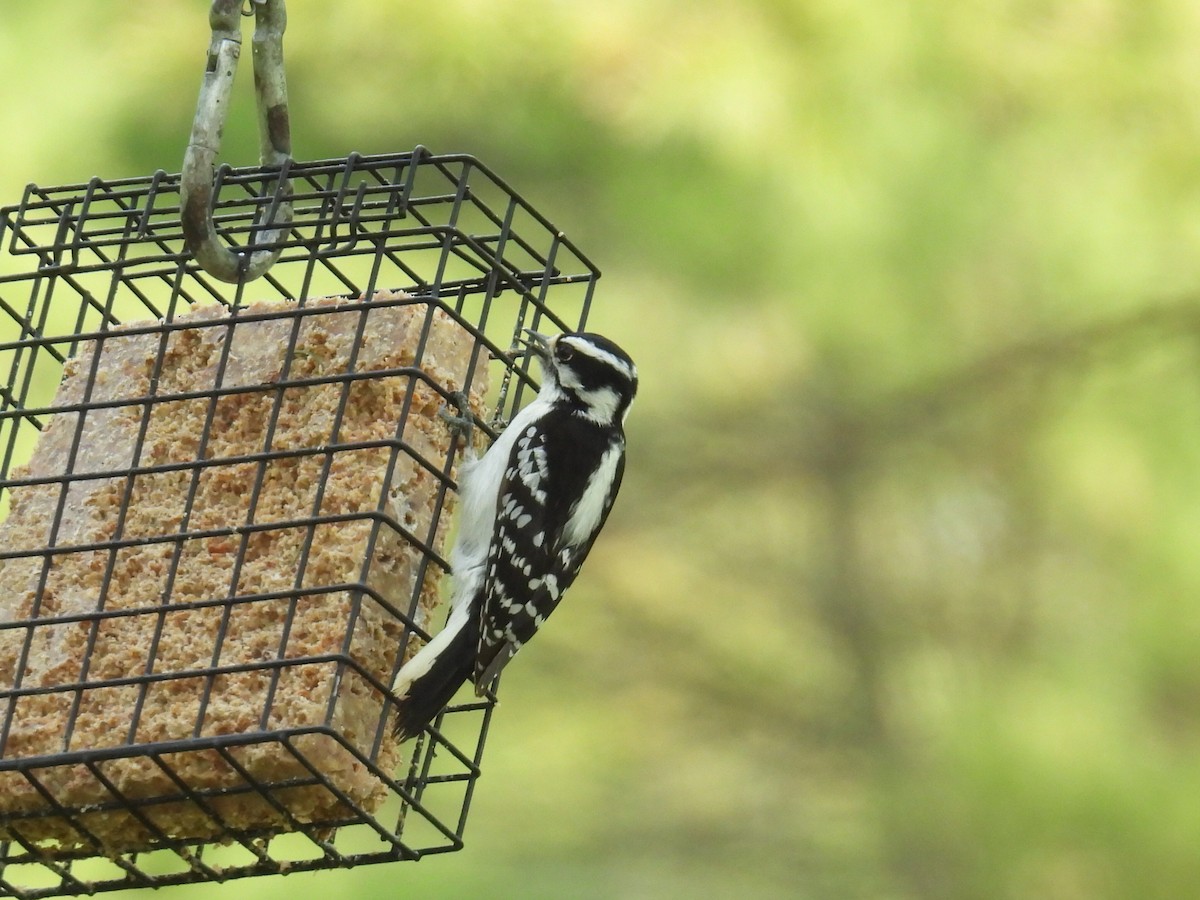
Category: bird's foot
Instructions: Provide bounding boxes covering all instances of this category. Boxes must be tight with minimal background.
[438,390,475,446]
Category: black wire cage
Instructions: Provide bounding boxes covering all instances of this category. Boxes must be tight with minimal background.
[0,148,600,897]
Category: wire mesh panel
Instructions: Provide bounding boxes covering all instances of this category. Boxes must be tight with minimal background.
[0,147,599,897]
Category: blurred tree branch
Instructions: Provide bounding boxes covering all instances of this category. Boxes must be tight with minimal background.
[638,296,1200,487]
[629,294,1200,755]
[863,297,1200,447]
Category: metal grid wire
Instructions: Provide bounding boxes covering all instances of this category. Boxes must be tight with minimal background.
[0,147,599,897]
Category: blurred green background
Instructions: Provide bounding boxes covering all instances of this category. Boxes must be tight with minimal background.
[5,1,1200,898]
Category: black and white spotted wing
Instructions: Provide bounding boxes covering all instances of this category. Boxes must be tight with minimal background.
[473,410,626,691]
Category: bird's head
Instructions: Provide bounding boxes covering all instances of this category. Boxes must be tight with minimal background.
[522,330,638,427]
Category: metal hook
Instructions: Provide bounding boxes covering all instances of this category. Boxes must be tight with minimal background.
[180,0,293,283]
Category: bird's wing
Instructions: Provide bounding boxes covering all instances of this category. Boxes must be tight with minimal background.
[473,425,624,690]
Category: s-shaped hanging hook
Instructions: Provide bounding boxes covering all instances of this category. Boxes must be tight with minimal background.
[181,0,293,283]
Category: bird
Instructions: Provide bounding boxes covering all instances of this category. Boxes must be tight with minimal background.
[392,329,637,741]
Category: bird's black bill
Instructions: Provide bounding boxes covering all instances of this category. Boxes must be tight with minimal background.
[520,329,551,359]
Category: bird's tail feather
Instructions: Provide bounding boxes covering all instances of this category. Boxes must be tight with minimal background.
[392,611,478,742]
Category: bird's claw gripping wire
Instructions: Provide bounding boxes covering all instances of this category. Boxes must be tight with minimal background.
[439,391,475,449]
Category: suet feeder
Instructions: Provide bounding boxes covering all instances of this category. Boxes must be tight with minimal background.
[0,1,601,895]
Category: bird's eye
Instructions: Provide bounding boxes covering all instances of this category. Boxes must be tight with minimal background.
[555,343,574,362]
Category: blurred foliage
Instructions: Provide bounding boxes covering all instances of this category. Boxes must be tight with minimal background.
[5,1,1200,898]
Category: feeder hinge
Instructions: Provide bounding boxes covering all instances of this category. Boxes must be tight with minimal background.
[180,0,293,283]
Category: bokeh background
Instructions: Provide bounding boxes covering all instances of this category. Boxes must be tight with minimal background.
[5,2,1200,898]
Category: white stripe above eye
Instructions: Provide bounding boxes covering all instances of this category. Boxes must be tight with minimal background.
[561,337,637,383]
